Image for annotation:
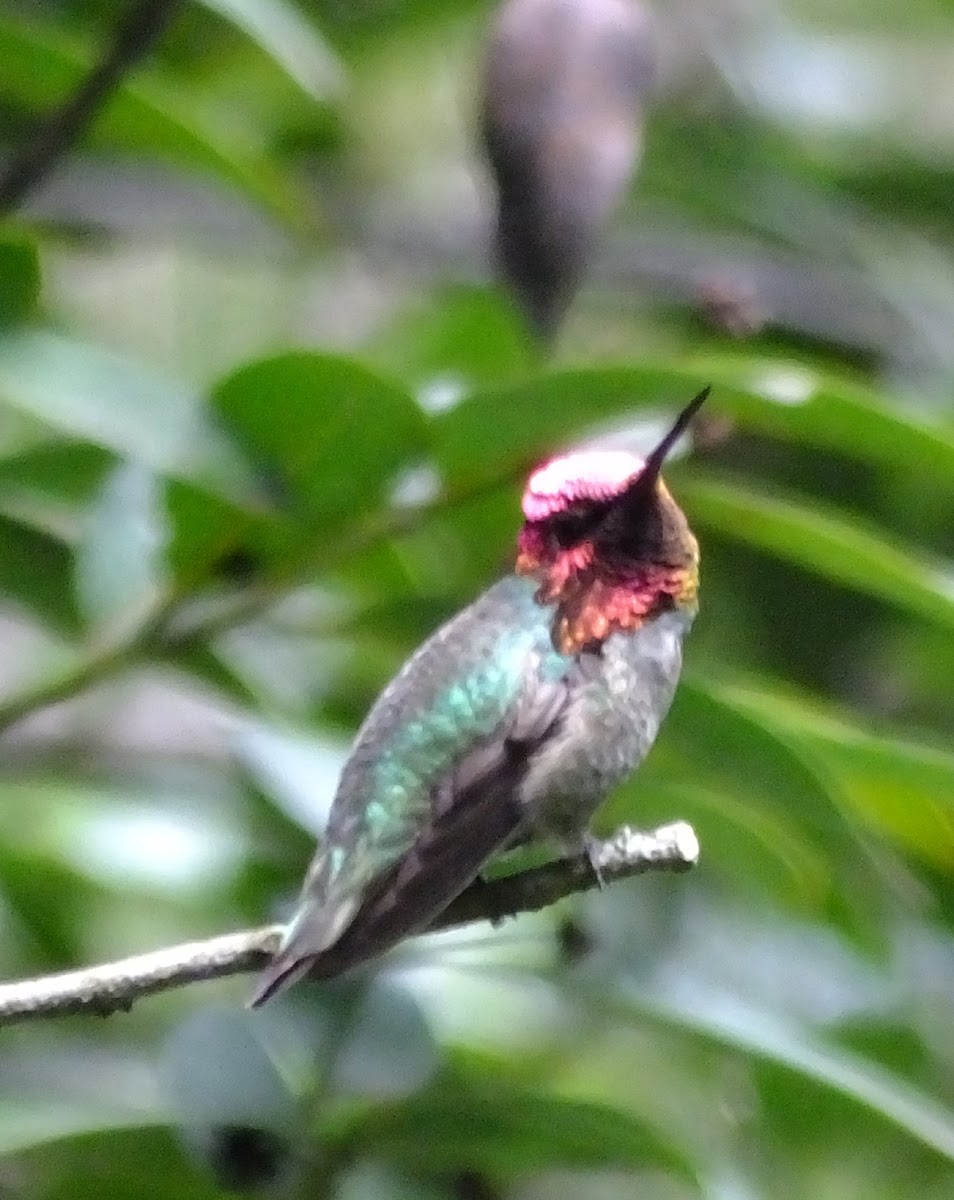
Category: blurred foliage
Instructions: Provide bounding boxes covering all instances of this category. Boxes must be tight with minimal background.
[0,0,953,1197]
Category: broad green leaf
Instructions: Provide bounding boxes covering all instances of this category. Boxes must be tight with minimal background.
[7,1124,224,1199]
[0,237,40,327]
[334,978,440,1099]
[372,285,537,391]
[680,476,954,632]
[233,720,344,836]
[721,683,954,866]
[618,987,954,1163]
[0,332,260,504]
[432,362,954,485]
[160,1007,297,1137]
[0,441,111,542]
[331,1068,697,1183]
[0,512,79,635]
[0,13,315,228]
[638,677,859,857]
[73,463,170,642]
[614,677,870,931]
[196,0,345,101]
[213,353,428,530]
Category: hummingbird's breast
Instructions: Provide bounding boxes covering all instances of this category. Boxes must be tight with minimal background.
[520,607,693,845]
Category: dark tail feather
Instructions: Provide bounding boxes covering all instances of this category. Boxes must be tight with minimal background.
[247,950,315,1009]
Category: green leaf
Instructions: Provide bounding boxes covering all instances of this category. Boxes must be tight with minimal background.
[372,285,538,391]
[0,512,79,635]
[5,1123,225,1199]
[335,979,440,1099]
[233,720,343,836]
[213,353,428,529]
[0,13,316,228]
[332,1067,697,1183]
[612,677,867,927]
[0,440,111,542]
[432,361,954,486]
[0,237,40,327]
[0,1102,159,1158]
[620,987,954,1163]
[160,1007,297,1133]
[680,475,954,633]
[0,331,260,504]
[73,463,170,641]
[196,0,345,101]
[721,683,954,867]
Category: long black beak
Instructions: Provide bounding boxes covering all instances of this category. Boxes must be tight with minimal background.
[623,386,710,502]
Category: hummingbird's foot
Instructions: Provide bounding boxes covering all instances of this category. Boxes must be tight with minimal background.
[582,834,606,889]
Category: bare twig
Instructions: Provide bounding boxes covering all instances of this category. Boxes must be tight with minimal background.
[0,0,182,215]
[0,821,698,1025]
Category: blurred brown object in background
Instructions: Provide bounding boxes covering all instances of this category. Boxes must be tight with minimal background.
[695,267,770,339]
[480,0,656,342]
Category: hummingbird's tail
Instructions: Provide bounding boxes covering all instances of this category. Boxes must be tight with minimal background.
[247,950,314,1009]
[247,893,361,1008]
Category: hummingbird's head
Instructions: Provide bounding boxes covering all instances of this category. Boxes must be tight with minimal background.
[516,388,707,654]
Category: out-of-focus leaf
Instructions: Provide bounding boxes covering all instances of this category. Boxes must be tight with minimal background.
[7,1124,224,1199]
[160,1005,297,1131]
[0,1102,158,1157]
[334,978,440,1099]
[213,353,428,530]
[638,678,860,862]
[196,0,344,100]
[618,986,954,1163]
[0,850,105,969]
[0,332,261,504]
[372,285,537,392]
[233,720,344,836]
[0,237,40,327]
[0,440,111,542]
[0,14,315,228]
[74,463,170,641]
[0,512,78,635]
[432,362,954,485]
[721,683,954,867]
[680,476,954,633]
[331,1066,697,1183]
[164,478,255,586]
[0,441,111,506]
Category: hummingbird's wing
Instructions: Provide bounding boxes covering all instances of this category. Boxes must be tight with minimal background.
[249,576,571,1007]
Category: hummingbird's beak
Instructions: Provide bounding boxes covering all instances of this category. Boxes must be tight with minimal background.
[624,386,710,501]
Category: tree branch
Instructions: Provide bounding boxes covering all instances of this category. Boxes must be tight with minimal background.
[0,0,182,215]
[0,821,698,1026]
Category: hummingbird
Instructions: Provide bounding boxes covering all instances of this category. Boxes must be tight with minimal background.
[249,389,707,1007]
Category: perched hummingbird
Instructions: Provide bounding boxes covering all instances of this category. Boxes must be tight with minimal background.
[249,389,707,1007]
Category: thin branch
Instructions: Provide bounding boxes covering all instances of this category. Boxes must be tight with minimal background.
[0,821,698,1026]
[0,0,182,215]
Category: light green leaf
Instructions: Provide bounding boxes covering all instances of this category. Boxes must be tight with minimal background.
[621,987,954,1162]
[74,462,170,641]
[0,331,260,505]
[196,0,345,101]
[720,683,954,866]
